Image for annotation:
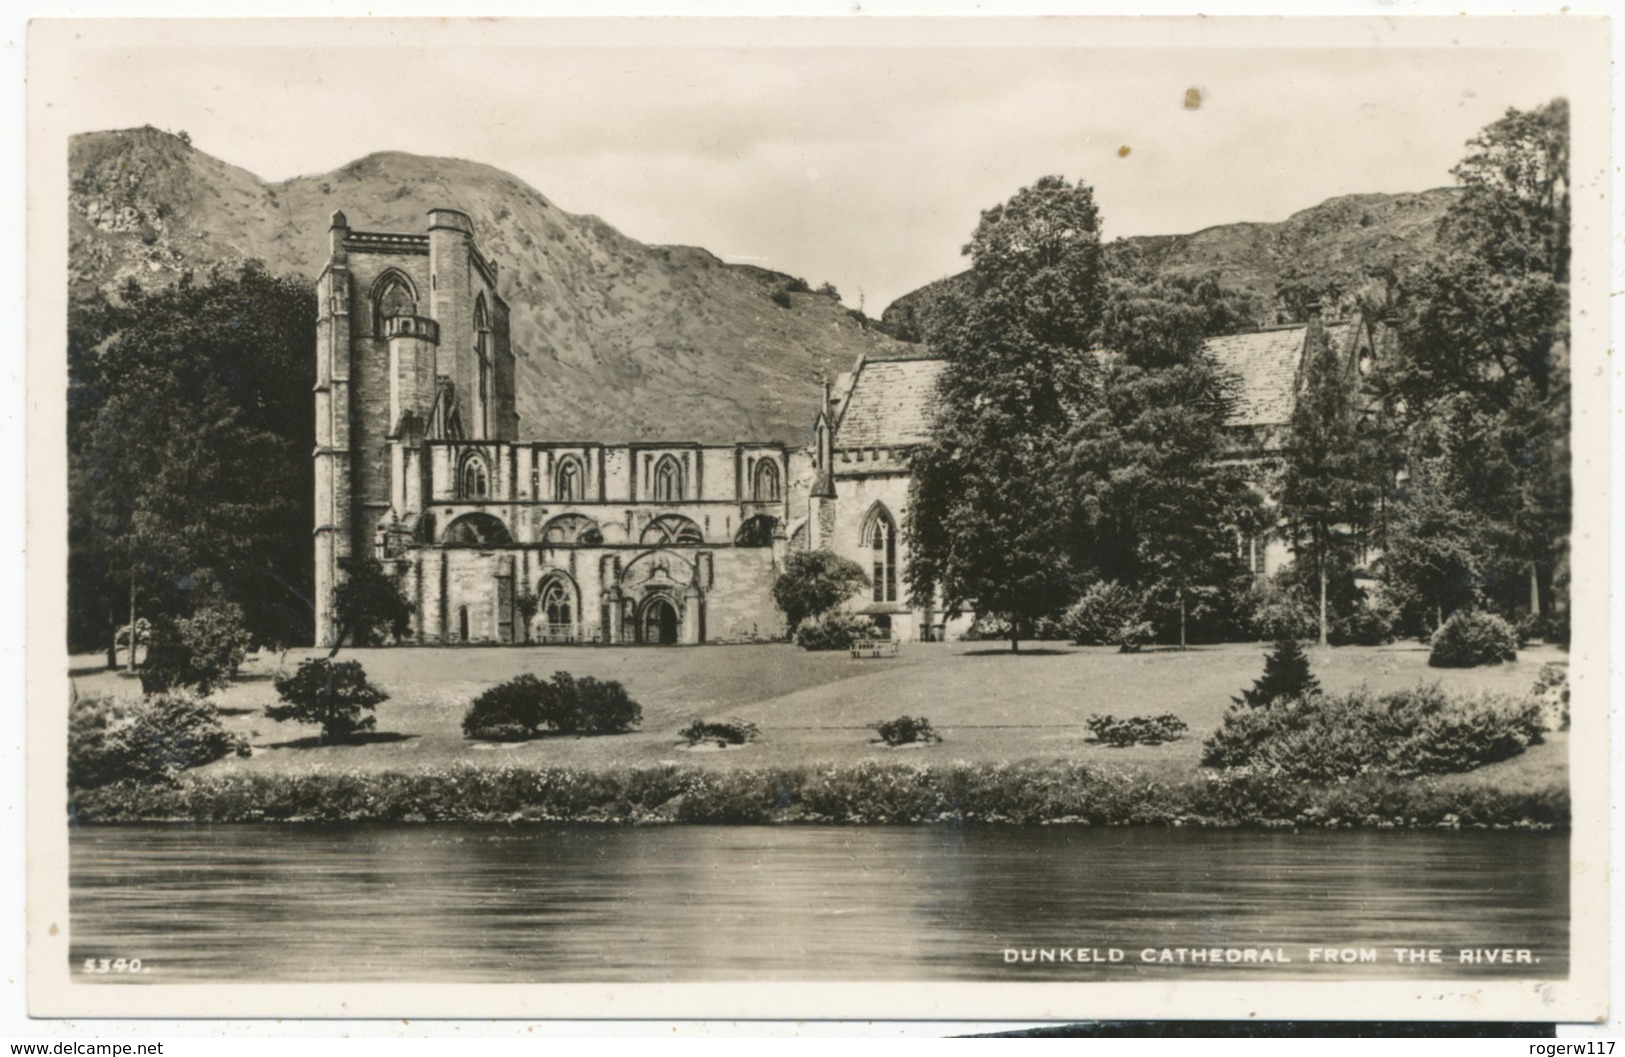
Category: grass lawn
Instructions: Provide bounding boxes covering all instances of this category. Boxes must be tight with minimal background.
[68,640,1569,791]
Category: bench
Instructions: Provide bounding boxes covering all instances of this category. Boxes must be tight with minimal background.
[850,638,899,659]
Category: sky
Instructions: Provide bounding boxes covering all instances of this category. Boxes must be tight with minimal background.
[47,19,1571,313]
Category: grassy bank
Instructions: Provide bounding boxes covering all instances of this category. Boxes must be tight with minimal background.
[68,758,1569,829]
[69,640,1568,774]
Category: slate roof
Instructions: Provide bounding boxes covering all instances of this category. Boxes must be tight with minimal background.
[832,356,948,448]
[828,321,1351,449]
[1205,322,1348,428]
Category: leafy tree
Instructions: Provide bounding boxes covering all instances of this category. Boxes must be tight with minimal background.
[1279,323,1378,645]
[771,550,870,631]
[268,658,387,744]
[329,558,414,656]
[908,176,1103,651]
[1070,268,1262,647]
[137,572,251,695]
[1234,637,1322,708]
[1386,98,1570,622]
[68,264,318,657]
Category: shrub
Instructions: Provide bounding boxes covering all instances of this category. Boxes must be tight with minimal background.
[1064,581,1152,652]
[679,718,759,747]
[1085,713,1189,747]
[1530,663,1569,732]
[464,671,643,739]
[870,715,941,746]
[769,287,792,309]
[69,691,248,789]
[1202,685,1545,780]
[541,672,643,735]
[1428,610,1519,668]
[1234,637,1321,708]
[772,550,870,630]
[462,673,547,741]
[1396,697,1546,776]
[1330,587,1399,646]
[138,588,251,696]
[1246,577,1319,641]
[267,658,388,743]
[793,610,874,651]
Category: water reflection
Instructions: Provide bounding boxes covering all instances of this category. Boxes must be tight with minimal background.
[69,825,1568,982]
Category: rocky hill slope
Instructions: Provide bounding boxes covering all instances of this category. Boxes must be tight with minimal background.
[881,188,1458,337]
[69,127,912,445]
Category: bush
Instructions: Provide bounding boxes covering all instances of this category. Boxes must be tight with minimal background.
[1064,581,1152,652]
[463,671,643,740]
[769,287,793,309]
[1201,684,1545,780]
[267,658,388,743]
[1246,577,1319,641]
[793,610,874,651]
[462,673,548,741]
[1330,587,1399,646]
[679,718,759,747]
[1428,610,1519,668]
[138,589,251,696]
[772,550,870,630]
[870,715,941,746]
[1530,663,1569,732]
[543,672,643,735]
[69,691,248,789]
[1234,637,1321,708]
[1085,713,1188,747]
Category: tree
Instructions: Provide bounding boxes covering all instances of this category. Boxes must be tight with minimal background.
[1234,637,1321,708]
[68,264,318,656]
[1279,323,1378,645]
[268,658,388,744]
[771,550,870,631]
[1385,98,1570,623]
[1070,269,1262,647]
[329,558,414,656]
[907,176,1103,651]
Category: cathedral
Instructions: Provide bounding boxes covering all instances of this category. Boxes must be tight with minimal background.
[313,208,1384,648]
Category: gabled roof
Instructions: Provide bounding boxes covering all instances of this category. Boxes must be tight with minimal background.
[827,318,1359,449]
[1204,321,1351,428]
[832,355,948,448]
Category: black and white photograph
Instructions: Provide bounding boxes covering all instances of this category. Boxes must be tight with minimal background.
[21,13,1613,1027]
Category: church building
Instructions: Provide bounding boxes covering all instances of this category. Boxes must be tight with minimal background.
[313,207,1384,648]
[313,209,795,648]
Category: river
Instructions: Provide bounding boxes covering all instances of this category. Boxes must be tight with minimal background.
[69,824,1567,982]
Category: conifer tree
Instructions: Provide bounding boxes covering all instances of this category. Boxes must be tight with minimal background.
[1235,637,1322,708]
[1279,324,1377,645]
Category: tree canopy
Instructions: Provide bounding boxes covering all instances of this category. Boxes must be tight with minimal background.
[68,264,317,656]
[907,176,1104,650]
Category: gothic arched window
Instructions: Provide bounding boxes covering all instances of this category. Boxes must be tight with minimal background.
[753,459,781,503]
[863,505,898,603]
[556,456,584,502]
[653,456,683,503]
[640,514,704,546]
[538,575,577,641]
[460,453,490,499]
[371,270,417,336]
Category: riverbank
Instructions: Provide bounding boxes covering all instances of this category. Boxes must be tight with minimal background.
[69,640,1568,773]
[67,640,1570,828]
[68,755,1569,828]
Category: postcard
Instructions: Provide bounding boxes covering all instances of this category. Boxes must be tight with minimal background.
[25,14,1611,1024]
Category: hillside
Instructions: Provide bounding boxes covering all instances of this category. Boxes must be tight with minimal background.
[881,188,1458,337]
[69,127,913,445]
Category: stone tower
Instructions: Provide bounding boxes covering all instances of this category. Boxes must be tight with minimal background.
[313,208,516,647]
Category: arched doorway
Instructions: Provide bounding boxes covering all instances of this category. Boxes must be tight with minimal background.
[640,596,679,645]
